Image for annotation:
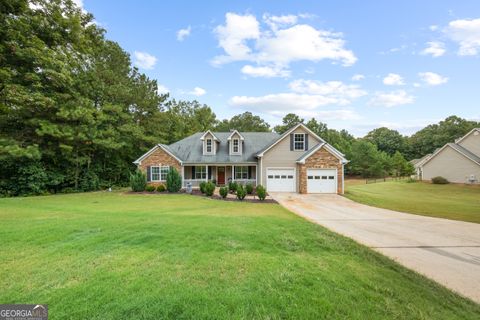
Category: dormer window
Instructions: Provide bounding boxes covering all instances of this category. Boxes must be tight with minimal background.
[294,133,305,151]
[206,139,212,153]
[233,139,239,153]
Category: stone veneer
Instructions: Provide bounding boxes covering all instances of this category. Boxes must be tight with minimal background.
[298,146,343,194]
[138,147,181,186]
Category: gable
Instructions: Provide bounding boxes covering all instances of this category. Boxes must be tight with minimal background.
[457,129,480,156]
[423,144,480,168]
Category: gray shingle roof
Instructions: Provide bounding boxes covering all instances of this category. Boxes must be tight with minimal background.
[448,143,480,164]
[167,132,280,163]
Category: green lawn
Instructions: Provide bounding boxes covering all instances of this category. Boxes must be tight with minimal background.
[0,192,478,319]
[345,180,480,223]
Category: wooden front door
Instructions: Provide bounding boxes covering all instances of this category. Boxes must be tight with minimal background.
[217,167,225,185]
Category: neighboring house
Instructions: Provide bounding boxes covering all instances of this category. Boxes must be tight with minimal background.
[133,123,349,194]
[412,128,480,183]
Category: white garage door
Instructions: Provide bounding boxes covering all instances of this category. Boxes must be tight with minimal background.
[266,168,295,192]
[307,169,337,193]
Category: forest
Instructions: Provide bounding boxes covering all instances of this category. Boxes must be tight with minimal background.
[1,0,479,196]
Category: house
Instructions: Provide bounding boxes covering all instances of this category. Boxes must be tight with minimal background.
[133,123,349,194]
[412,128,480,183]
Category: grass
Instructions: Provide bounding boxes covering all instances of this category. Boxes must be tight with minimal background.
[0,192,479,319]
[345,180,480,223]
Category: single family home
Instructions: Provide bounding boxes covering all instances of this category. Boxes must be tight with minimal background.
[133,123,348,194]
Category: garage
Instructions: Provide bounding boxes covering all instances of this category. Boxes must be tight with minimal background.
[266,168,296,192]
[307,169,337,193]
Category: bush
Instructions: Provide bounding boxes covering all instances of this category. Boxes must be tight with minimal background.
[145,185,156,192]
[228,181,238,193]
[236,184,246,200]
[256,185,267,201]
[205,181,215,196]
[219,186,228,198]
[245,183,253,194]
[130,170,146,192]
[156,184,166,192]
[199,181,207,194]
[406,177,417,183]
[431,176,449,184]
[166,167,182,192]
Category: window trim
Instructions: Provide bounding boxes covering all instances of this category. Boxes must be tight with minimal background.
[206,138,212,153]
[232,138,240,154]
[293,133,305,151]
[194,166,207,180]
[151,165,170,181]
[235,166,248,179]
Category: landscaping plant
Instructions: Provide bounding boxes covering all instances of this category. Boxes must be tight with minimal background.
[228,181,238,193]
[236,185,246,200]
[205,182,216,196]
[129,170,147,192]
[256,185,267,201]
[145,185,156,192]
[245,183,254,194]
[156,184,166,192]
[219,187,228,199]
[199,181,207,194]
[431,176,449,184]
[166,167,182,192]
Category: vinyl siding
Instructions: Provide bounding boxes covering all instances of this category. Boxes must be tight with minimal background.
[458,131,480,157]
[261,127,320,192]
[422,145,480,183]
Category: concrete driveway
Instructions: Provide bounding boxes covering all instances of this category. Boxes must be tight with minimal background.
[271,193,480,303]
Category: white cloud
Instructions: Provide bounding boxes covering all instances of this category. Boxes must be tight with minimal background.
[270,109,361,120]
[383,73,405,86]
[288,79,367,100]
[157,85,169,94]
[176,26,191,41]
[418,72,448,86]
[133,51,157,70]
[445,18,480,56]
[241,65,290,78]
[351,74,365,81]
[429,25,439,31]
[369,90,414,107]
[212,12,356,76]
[420,41,446,57]
[189,87,207,96]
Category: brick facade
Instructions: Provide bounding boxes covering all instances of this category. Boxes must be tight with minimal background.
[138,147,181,187]
[298,146,343,194]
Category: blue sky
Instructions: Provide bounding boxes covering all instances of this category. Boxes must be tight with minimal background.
[82,0,480,136]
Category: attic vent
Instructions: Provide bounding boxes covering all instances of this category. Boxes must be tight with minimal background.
[474,131,479,136]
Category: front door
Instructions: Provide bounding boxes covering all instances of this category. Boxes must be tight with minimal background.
[217,167,225,185]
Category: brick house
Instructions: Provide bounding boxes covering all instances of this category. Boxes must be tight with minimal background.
[133,123,348,194]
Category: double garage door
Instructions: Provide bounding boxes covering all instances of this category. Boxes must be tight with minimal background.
[266,168,337,193]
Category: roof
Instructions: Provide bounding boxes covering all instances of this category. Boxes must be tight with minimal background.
[454,128,480,144]
[421,143,480,167]
[167,132,279,164]
[296,142,348,164]
[411,153,432,168]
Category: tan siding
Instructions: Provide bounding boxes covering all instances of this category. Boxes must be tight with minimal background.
[458,131,480,156]
[261,127,320,192]
[422,146,480,183]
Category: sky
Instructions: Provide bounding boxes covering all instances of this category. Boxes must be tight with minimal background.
[80,0,480,136]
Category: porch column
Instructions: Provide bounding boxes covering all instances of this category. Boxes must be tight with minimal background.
[231,165,234,182]
[205,165,208,182]
[181,166,184,188]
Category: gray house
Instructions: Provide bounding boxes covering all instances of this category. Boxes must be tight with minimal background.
[133,123,348,194]
[413,128,480,183]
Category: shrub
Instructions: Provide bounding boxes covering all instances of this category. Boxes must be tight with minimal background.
[245,183,253,194]
[406,177,417,183]
[205,181,215,196]
[219,186,228,198]
[156,184,166,192]
[228,181,238,193]
[256,185,267,201]
[199,181,207,194]
[166,167,182,192]
[130,170,146,192]
[236,184,246,200]
[431,176,449,184]
[145,185,156,192]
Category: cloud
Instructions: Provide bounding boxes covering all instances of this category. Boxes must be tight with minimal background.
[133,51,157,70]
[445,18,480,55]
[418,72,448,86]
[420,41,446,57]
[369,90,414,107]
[429,25,439,31]
[383,73,405,86]
[270,109,361,120]
[157,85,169,94]
[189,87,207,96]
[176,26,191,41]
[212,12,357,76]
[351,74,365,81]
[288,79,367,100]
[241,65,290,78]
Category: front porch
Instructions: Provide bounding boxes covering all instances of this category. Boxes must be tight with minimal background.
[182,165,257,188]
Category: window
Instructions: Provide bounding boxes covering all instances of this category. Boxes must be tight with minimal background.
[294,133,305,151]
[233,139,239,153]
[195,166,207,180]
[151,166,169,181]
[235,166,248,179]
[206,139,212,153]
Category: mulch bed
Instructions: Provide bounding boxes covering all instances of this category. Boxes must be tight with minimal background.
[124,190,277,203]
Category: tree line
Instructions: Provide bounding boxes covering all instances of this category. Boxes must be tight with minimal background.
[1,1,479,196]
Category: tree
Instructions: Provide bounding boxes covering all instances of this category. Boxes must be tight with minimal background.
[273,113,304,134]
[166,167,182,192]
[347,140,391,178]
[215,112,270,132]
[365,127,407,156]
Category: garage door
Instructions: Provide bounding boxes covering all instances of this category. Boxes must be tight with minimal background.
[307,169,337,193]
[266,168,295,192]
